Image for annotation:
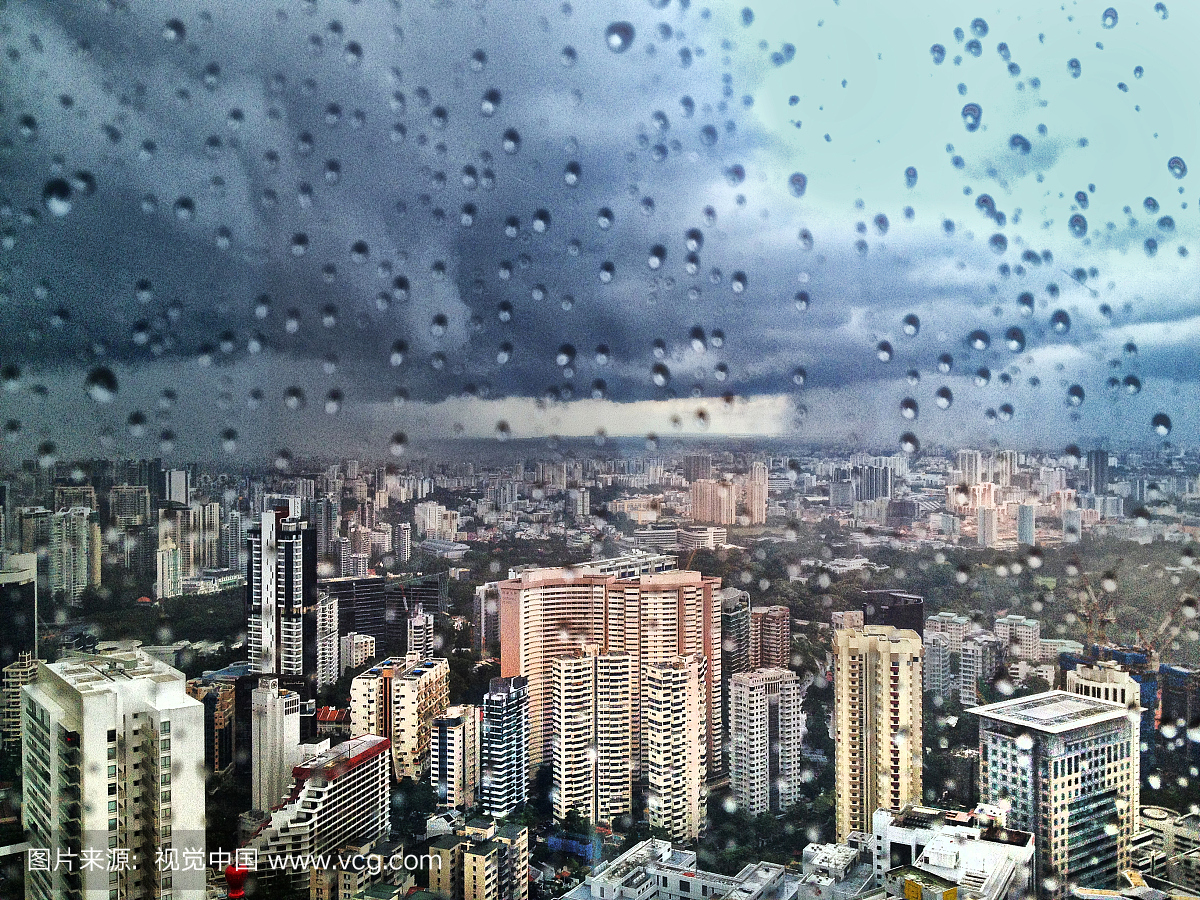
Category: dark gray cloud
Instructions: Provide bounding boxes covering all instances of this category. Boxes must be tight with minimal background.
[1,0,1197,463]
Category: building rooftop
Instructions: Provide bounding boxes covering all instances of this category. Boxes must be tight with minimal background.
[971,690,1129,733]
[291,734,389,783]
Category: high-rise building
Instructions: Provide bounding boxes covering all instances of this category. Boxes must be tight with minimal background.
[1,651,36,751]
[1087,449,1110,496]
[973,691,1139,898]
[252,676,301,812]
[744,462,768,524]
[0,552,37,666]
[220,509,244,571]
[394,521,413,562]
[960,632,1005,707]
[863,591,926,638]
[339,632,375,673]
[994,615,1041,661]
[165,468,190,504]
[925,612,972,654]
[314,592,339,689]
[551,645,633,826]
[108,483,152,528]
[408,604,435,659]
[721,590,752,754]
[319,574,388,655]
[245,736,391,893]
[833,626,923,841]
[48,507,99,601]
[22,651,206,899]
[432,704,480,810]
[481,676,530,818]
[729,668,807,817]
[978,506,999,548]
[683,454,713,483]
[185,678,236,775]
[156,537,182,599]
[246,510,319,678]
[499,568,722,775]
[1017,503,1036,547]
[54,484,98,514]
[956,450,983,486]
[350,655,449,781]
[750,605,791,669]
[691,479,737,525]
[475,582,502,654]
[923,633,954,701]
[645,654,709,842]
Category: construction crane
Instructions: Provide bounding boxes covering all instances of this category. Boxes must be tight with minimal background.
[1073,568,1118,647]
[1139,575,1200,654]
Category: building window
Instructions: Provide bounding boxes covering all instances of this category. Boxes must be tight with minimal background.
[108,765,117,777]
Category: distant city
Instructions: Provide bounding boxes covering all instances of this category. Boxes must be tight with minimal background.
[1,443,1199,900]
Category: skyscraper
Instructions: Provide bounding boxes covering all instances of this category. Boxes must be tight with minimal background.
[645,654,709,842]
[551,645,633,826]
[956,449,983,486]
[721,590,752,754]
[978,506,999,548]
[973,691,1139,898]
[683,454,713,483]
[246,510,319,678]
[481,676,530,818]
[1086,449,1110,495]
[729,668,807,817]
[960,632,1004,707]
[691,479,737,525]
[1017,503,1036,547]
[48,506,99,601]
[833,626,924,841]
[432,704,480,810]
[22,651,206,899]
[750,605,791,669]
[252,676,301,812]
[408,604,435,659]
[0,552,37,666]
[156,537,182,599]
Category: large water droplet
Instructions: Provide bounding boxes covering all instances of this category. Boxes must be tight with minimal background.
[968,330,991,351]
[935,387,953,409]
[902,314,920,336]
[1168,156,1188,179]
[1067,384,1085,407]
[1152,413,1172,436]
[930,44,946,65]
[605,22,635,53]
[1068,214,1088,238]
[1068,58,1082,78]
[1050,310,1071,334]
[876,341,894,362]
[788,172,807,197]
[1005,327,1026,352]
[43,179,73,216]
[85,368,118,403]
[961,103,982,132]
[900,398,919,420]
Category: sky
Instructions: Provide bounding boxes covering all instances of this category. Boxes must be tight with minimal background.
[1,0,1197,464]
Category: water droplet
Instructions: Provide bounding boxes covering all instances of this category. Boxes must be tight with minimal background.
[651,363,670,387]
[975,367,991,386]
[1067,384,1085,407]
[792,367,806,387]
[1050,310,1070,334]
[1068,58,1082,78]
[42,179,73,216]
[1068,214,1088,238]
[605,22,635,53]
[930,44,946,65]
[788,172,807,197]
[1155,2,1168,19]
[935,387,953,409]
[85,367,118,403]
[1168,156,1188,179]
[1145,238,1158,257]
[480,89,501,116]
[989,234,1008,254]
[731,272,747,294]
[163,18,186,42]
[648,245,666,270]
[961,103,982,132]
[324,390,343,415]
[502,129,521,154]
[470,49,487,71]
[1102,7,1118,27]
[1124,375,1141,394]
[597,208,614,230]
[900,398,919,420]
[902,314,920,336]
[599,261,615,283]
[905,166,918,188]
[1010,134,1031,154]
[564,161,581,186]
[876,341,894,362]
[1005,327,1026,352]
[998,403,1014,421]
[561,46,578,67]
[900,433,920,454]
[937,353,953,374]
[390,433,408,456]
[173,197,195,220]
[968,330,991,351]
[970,17,989,36]
[1153,413,1172,436]
[700,125,719,146]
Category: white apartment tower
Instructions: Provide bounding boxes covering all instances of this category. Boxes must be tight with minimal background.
[407,605,435,660]
[22,651,206,899]
[551,645,633,826]
[247,510,316,677]
[833,626,924,842]
[252,677,301,812]
[431,704,480,810]
[973,691,1139,899]
[645,653,709,842]
[729,668,807,817]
